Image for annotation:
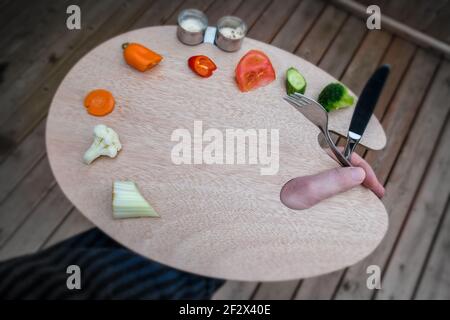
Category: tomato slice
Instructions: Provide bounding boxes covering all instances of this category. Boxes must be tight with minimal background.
[188,55,217,78]
[235,50,276,92]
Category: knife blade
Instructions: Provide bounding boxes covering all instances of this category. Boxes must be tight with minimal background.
[344,64,390,159]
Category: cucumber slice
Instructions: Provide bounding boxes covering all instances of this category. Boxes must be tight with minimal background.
[286,67,306,95]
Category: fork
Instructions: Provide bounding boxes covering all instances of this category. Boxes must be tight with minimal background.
[283,93,352,167]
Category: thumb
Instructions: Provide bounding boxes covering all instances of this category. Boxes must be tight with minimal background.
[280,167,366,210]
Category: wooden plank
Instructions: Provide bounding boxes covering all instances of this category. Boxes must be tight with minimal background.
[0,185,73,261]
[252,281,299,300]
[271,0,326,53]
[212,281,258,300]
[203,0,244,25]
[295,271,342,299]
[371,37,416,120]
[0,1,73,57]
[376,110,450,299]
[340,30,392,95]
[357,0,449,42]
[334,54,447,300]
[318,16,366,148]
[0,1,42,35]
[0,157,55,248]
[365,50,439,183]
[319,16,366,78]
[42,209,93,249]
[0,0,78,62]
[0,0,127,125]
[415,201,450,300]
[0,0,12,9]
[394,0,448,34]
[425,3,450,45]
[332,0,450,59]
[171,0,271,49]
[0,121,46,203]
[295,5,348,64]
[330,11,400,151]
[231,0,272,28]
[247,0,301,43]
[337,37,416,154]
[130,0,184,28]
[164,0,216,25]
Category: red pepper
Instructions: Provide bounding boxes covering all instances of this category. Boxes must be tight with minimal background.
[188,55,217,78]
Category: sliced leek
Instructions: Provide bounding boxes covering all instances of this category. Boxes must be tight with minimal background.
[113,181,159,219]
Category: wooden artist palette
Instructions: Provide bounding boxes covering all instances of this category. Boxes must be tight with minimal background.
[46,26,388,281]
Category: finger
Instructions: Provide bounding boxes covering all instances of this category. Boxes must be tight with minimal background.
[280,167,366,210]
[348,152,385,198]
[324,147,385,198]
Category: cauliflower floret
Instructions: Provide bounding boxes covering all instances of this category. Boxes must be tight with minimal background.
[83,124,122,164]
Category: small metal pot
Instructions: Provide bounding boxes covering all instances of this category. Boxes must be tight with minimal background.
[215,16,247,52]
[177,9,208,46]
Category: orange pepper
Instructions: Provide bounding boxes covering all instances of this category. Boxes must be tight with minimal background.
[122,42,163,72]
[84,89,115,116]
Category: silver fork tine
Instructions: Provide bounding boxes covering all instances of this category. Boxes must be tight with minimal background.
[294,94,311,105]
[285,95,306,106]
[293,92,309,100]
[283,96,301,108]
[288,94,308,107]
[296,99,309,107]
[284,96,308,113]
[293,93,328,113]
[291,93,311,106]
[299,97,311,105]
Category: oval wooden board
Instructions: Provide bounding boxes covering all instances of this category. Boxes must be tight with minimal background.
[46,26,388,281]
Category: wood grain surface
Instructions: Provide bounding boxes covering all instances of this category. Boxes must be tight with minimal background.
[46,26,388,281]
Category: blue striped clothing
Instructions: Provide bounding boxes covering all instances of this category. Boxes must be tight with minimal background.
[0,228,224,299]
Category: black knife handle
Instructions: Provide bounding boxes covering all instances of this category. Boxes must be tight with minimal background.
[349,64,390,135]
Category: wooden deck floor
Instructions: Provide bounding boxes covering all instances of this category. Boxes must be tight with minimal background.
[0,0,449,300]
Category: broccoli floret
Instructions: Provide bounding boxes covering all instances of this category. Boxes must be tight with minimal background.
[318,83,354,112]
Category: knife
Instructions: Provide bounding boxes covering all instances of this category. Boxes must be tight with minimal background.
[343,64,390,160]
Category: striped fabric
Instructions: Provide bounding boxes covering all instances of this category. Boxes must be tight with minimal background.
[0,228,224,299]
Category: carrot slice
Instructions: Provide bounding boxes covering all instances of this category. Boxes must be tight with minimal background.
[84,89,115,116]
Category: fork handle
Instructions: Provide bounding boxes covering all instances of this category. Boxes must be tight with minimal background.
[343,136,360,160]
[323,131,352,167]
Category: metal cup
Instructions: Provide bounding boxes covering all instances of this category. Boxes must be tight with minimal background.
[177,9,208,46]
[215,16,247,52]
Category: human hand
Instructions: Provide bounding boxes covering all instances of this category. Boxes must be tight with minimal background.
[280,150,385,210]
